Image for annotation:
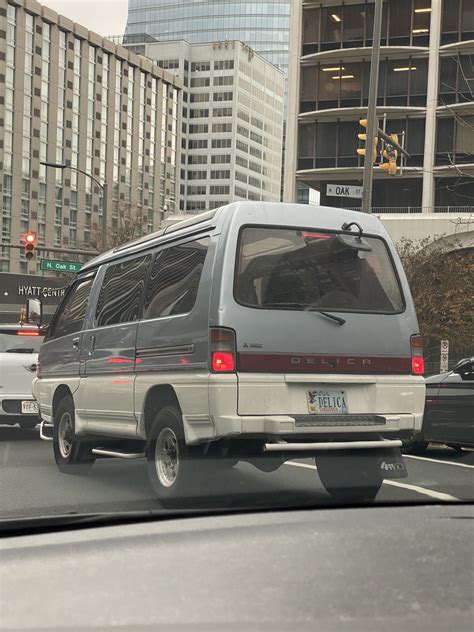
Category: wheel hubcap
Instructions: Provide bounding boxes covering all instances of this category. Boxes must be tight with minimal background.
[155,428,179,488]
[58,412,73,459]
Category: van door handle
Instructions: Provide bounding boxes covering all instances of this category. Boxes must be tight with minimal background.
[72,337,80,349]
[89,335,96,355]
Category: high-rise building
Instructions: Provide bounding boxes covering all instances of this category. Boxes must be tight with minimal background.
[122,39,285,213]
[1,0,181,274]
[285,0,474,212]
[124,0,291,73]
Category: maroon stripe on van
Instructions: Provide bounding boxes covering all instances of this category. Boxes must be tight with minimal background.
[238,353,412,374]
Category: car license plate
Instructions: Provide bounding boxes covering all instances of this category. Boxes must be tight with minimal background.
[21,400,38,415]
[307,389,348,414]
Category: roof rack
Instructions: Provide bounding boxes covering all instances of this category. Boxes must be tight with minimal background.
[113,208,220,253]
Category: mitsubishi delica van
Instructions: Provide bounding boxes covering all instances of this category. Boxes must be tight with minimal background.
[34,202,425,505]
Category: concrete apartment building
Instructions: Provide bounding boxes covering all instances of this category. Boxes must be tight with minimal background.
[1,0,181,275]
[284,0,474,213]
[121,39,285,213]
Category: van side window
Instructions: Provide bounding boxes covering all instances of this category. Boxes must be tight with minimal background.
[144,237,209,319]
[95,255,151,327]
[48,277,95,340]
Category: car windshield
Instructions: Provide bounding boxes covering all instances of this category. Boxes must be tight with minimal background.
[1,0,473,538]
[235,227,404,313]
[0,332,44,353]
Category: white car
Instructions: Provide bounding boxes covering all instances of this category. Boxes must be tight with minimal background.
[0,324,43,430]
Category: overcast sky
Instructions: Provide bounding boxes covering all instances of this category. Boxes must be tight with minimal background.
[43,1,129,38]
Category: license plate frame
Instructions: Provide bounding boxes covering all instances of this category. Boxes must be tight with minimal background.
[307,389,349,415]
[21,400,39,415]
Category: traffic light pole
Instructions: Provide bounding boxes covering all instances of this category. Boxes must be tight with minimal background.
[361,0,383,214]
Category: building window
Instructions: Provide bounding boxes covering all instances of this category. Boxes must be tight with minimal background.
[234,186,248,199]
[214,60,234,70]
[189,124,209,134]
[210,170,231,179]
[187,170,207,180]
[213,91,233,102]
[190,76,210,88]
[213,75,234,86]
[211,154,231,164]
[210,185,230,195]
[212,138,232,148]
[212,123,232,133]
[191,61,210,72]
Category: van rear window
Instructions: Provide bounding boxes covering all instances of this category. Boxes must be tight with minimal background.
[235,227,404,314]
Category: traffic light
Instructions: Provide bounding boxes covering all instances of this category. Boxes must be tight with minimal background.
[22,231,37,260]
[380,134,399,176]
[357,119,378,163]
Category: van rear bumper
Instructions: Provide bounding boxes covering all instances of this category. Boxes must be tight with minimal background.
[200,412,423,442]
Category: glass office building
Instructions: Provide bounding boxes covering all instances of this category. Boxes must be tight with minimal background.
[125,0,291,73]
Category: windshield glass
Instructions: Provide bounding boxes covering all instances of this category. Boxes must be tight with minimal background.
[235,227,404,313]
[0,332,44,353]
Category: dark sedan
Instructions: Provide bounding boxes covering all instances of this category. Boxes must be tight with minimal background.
[411,357,474,452]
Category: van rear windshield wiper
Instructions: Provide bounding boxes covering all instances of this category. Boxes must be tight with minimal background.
[6,348,35,353]
[263,303,346,326]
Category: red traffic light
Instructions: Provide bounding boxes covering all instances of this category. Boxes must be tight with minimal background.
[22,231,37,260]
[22,231,37,245]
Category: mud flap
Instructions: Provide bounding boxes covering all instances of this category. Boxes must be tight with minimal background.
[376,447,408,479]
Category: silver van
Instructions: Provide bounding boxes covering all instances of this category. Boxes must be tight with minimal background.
[34,202,425,504]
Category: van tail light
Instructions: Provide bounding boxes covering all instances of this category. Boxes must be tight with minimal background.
[210,328,236,373]
[410,335,424,375]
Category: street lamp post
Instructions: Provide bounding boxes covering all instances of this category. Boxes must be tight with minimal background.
[40,162,108,251]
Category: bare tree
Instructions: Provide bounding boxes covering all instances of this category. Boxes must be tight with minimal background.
[86,200,150,252]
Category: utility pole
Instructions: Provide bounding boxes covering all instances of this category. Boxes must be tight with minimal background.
[361,0,383,214]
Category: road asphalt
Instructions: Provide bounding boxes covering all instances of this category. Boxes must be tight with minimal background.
[1,425,473,519]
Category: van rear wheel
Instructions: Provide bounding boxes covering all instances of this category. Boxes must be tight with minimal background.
[53,396,95,474]
[147,405,205,507]
[315,452,383,503]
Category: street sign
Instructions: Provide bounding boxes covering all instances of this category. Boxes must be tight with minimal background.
[40,259,82,273]
[440,340,449,372]
[326,184,363,199]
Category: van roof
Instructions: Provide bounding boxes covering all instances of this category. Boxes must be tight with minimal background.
[79,202,389,273]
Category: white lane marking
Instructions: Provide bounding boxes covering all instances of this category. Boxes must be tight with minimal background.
[404,454,474,470]
[285,461,460,502]
[383,479,459,502]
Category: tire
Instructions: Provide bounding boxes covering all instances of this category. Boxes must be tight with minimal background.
[410,439,428,454]
[315,451,383,503]
[146,405,207,507]
[53,395,95,474]
[19,419,38,430]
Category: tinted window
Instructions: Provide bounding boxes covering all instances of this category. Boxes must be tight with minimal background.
[95,256,151,327]
[235,228,404,314]
[48,277,94,340]
[144,238,209,319]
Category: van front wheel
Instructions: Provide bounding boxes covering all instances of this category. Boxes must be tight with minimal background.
[315,452,383,503]
[53,396,95,474]
[147,406,202,507]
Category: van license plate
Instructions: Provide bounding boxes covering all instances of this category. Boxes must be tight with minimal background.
[21,401,38,415]
[307,389,348,415]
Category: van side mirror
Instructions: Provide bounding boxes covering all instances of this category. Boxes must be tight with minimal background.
[26,298,42,325]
